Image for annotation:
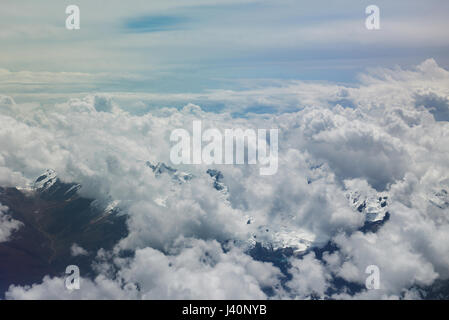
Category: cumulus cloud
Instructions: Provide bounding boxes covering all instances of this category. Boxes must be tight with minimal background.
[5,275,133,300]
[70,243,89,257]
[414,92,449,122]
[0,204,23,243]
[7,239,281,300]
[1,59,449,299]
[286,252,330,299]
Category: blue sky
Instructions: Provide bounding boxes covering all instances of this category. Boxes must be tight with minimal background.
[1,0,449,101]
[125,16,188,33]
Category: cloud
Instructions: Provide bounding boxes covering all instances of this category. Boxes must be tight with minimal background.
[0,69,144,96]
[286,252,330,298]
[70,243,89,257]
[5,275,133,300]
[6,239,281,299]
[1,59,449,299]
[414,92,449,122]
[0,204,23,243]
[124,16,188,33]
[2,0,449,95]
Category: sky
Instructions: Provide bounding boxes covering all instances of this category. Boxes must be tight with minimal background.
[1,0,449,103]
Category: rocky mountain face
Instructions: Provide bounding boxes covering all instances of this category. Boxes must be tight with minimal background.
[146,162,193,183]
[0,170,127,297]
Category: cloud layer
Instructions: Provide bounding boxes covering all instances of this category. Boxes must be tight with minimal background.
[1,59,449,299]
[0,204,22,243]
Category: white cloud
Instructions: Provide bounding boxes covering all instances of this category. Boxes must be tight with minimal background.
[0,204,23,243]
[70,243,89,257]
[2,0,449,96]
[1,59,449,299]
[5,275,134,300]
[286,252,330,299]
[6,239,281,300]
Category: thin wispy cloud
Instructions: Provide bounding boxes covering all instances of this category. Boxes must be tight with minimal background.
[124,15,188,33]
[1,0,449,95]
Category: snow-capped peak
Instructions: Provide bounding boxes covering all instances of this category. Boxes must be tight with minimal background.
[33,169,58,191]
[346,190,388,222]
[146,161,193,183]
